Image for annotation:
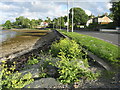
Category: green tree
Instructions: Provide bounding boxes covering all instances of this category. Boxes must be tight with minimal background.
[88,14,95,19]
[69,7,89,29]
[30,19,37,28]
[15,16,31,28]
[53,18,59,28]
[23,18,30,28]
[61,17,65,28]
[15,16,25,28]
[63,16,67,23]
[36,19,43,25]
[110,1,120,26]
[52,17,65,29]
[108,13,114,20]
[45,17,51,23]
[4,20,12,29]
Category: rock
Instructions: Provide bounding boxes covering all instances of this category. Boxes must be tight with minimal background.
[19,67,40,78]
[24,78,61,88]
[44,65,58,77]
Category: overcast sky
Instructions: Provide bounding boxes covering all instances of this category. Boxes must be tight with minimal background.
[0,0,112,24]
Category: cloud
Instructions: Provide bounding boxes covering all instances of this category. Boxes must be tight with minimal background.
[85,9,92,16]
[0,0,111,2]
[0,1,112,24]
[0,2,21,12]
[106,3,112,9]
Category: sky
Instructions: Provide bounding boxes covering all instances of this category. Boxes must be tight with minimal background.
[0,0,113,24]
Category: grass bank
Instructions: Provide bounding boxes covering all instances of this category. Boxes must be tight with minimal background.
[58,30,120,68]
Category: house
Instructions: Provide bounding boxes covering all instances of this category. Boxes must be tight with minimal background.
[40,22,48,27]
[86,18,93,26]
[86,15,113,26]
[36,22,49,29]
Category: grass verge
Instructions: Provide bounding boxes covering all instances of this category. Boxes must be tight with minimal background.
[58,30,120,68]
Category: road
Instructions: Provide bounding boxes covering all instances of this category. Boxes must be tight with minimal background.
[75,30,119,46]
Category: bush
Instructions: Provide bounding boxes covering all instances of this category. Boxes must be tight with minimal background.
[100,22,116,29]
[51,39,98,84]
[87,23,100,30]
[51,39,83,59]
[57,51,98,84]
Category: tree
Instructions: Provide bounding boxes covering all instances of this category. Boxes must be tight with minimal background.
[61,17,65,28]
[108,13,114,20]
[36,19,43,25]
[110,1,120,26]
[4,20,12,29]
[63,16,67,23]
[53,18,58,28]
[3,16,44,29]
[14,16,31,28]
[30,19,37,28]
[45,17,51,23]
[89,14,95,19]
[69,7,89,29]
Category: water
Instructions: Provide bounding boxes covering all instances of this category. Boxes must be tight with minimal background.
[0,29,18,43]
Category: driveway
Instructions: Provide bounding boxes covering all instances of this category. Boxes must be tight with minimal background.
[75,30,119,46]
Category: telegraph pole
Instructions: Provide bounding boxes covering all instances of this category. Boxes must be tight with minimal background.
[72,0,74,32]
[53,20,54,29]
[60,17,61,30]
[67,0,69,32]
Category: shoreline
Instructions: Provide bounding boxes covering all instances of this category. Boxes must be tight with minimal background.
[0,29,50,58]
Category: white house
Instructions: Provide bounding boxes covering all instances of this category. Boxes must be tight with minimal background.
[86,18,93,26]
[40,22,48,27]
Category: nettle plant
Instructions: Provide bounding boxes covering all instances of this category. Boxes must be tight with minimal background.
[51,39,98,84]
[1,61,34,89]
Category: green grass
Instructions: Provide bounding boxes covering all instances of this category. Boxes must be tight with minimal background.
[58,30,120,67]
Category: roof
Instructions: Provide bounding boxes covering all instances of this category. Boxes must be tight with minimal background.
[93,15,113,20]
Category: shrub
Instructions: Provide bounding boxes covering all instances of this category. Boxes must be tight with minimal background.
[100,22,116,29]
[51,39,83,59]
[57,51,98,84]
[51,39,98,84]
[87,23,100,30]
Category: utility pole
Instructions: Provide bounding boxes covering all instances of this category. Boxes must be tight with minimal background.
[72,0,74,32]
[53,20,54,29]
[60,17,61,30]
[57,18,59,29]
[67,0,69,32]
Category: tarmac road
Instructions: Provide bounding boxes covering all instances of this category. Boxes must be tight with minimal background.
[75,30,119,46]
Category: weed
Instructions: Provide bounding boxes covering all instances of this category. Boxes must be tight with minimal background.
[1,61,34,89]
[27,58,39,65]
[51,39,98,84]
